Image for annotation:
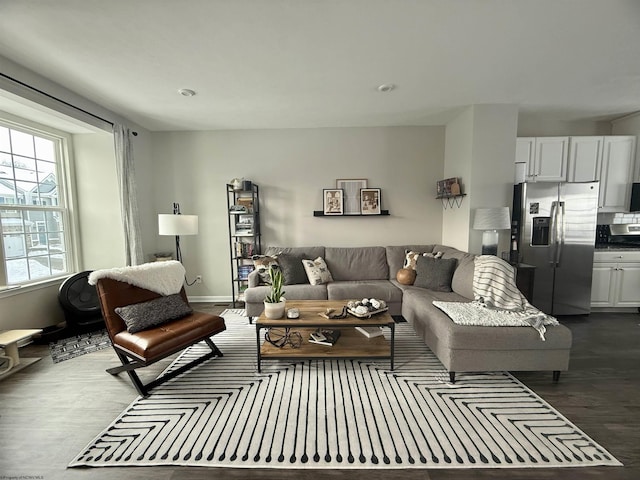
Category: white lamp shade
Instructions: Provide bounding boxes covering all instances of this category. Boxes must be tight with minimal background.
[473,207,511,231]
[158,214,199,236]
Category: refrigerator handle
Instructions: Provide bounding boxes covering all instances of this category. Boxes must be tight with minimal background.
[556,201,565,267]
[549,201,558,266]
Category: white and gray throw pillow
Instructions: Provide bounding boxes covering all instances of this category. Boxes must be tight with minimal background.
[302,257,334,285]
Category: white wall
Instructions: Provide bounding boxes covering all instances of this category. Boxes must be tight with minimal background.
[443,105,518,255]
[151,126,445,301]
[517,115,612,137]
[442,108,474,251]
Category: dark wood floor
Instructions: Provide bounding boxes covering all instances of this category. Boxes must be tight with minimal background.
[1,306,638,480]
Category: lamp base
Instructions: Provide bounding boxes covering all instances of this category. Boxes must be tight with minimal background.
[481,230,499,256]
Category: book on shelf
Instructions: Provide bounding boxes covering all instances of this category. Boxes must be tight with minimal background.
[237,265,254,280]
[355,326,384,338]
[308,329,341,346]
[234,242,256,258]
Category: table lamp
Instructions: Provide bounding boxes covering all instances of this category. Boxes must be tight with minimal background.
[473,207,511,256]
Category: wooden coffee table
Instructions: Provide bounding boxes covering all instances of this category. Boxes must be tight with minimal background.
[255,300,395,372]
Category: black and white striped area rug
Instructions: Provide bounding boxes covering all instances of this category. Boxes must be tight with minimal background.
[69,309,621,469]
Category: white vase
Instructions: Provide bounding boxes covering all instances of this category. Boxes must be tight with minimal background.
[264,300,286,319]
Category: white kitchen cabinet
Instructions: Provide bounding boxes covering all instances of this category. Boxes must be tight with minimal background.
[567,136,603,183]
[515,137,568,182]
[599,136,637,212]
[591,251,640,308]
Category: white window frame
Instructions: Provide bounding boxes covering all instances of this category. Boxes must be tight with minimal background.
[0,115,78,289]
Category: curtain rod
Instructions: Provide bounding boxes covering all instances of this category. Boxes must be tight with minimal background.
[0,72,138,136]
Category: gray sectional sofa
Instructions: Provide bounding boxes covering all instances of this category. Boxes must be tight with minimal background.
[244,244,572,382]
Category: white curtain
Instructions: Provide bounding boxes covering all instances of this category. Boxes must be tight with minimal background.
[113,124,144,265]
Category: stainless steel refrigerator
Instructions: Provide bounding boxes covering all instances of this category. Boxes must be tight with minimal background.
[512,181,599,315]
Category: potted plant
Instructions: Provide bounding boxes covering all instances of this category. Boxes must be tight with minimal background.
[263,266,286,319]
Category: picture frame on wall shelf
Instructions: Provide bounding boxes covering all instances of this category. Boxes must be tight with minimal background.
[336,178,368,214]
[323,189,344,215]
[360,188,381,215]
[436,177,460,197]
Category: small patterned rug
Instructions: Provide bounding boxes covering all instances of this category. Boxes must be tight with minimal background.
[49,329,111,363]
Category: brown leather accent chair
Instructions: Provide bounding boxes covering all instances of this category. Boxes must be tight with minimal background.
[95,277,226,397]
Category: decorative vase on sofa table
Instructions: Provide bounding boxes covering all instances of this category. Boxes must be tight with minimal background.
[263,300,286,319]
[264,266,286,319]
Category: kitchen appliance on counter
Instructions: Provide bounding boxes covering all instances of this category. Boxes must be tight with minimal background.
[512,182,599,315]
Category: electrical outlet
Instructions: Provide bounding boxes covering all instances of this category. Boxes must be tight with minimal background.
[195,275,202,284]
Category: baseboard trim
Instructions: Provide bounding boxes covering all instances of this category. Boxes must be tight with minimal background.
[188,295,233,304]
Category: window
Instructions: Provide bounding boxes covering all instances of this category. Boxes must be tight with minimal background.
[0,120,73,286]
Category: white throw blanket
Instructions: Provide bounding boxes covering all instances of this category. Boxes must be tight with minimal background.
[88,261,186,296]
[433,255,558,340]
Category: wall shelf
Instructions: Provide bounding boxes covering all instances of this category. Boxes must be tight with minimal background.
[313,210,390,217]
[436,194,466,209]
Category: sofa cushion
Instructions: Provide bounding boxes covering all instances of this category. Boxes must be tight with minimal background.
[302,257,334,285]
[276,252,308,285]
[325,246,388,281]
[450,252,476,299]
[244,284,328,304]
[265,246,325,259]
[414,256,457,291]
[115,294,193,333]
[327,280,403,305]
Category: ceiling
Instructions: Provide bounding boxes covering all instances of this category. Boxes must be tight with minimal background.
[0,0,639,132]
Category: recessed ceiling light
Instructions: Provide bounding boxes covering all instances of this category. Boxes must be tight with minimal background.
[178,88,196,97]
[377,84,396,93]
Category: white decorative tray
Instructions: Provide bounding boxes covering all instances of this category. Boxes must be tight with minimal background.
[347,307,389,318]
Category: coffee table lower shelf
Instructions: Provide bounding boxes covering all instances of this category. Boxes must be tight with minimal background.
[256,326,394,372]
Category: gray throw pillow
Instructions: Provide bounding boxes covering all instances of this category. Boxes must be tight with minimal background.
[414,256,457,292]
[115,294,193,333]
[276,252,309,285]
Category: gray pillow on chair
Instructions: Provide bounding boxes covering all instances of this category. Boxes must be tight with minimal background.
[115,294,193,333]
[414,256,457,292]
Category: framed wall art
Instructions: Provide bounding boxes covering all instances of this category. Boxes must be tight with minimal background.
[336,178,367,214]
[360,188,381,215]
[323,189,344,215]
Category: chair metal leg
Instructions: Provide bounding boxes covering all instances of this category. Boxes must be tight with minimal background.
[106,339,224,397]
[553,370,561,382]
[449,371,456,383]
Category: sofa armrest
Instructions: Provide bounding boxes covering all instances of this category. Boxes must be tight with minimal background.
[248,270,261,288]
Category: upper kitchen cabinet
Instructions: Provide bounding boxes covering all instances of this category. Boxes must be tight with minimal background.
[515,137,568,182]
[567,135,637,211]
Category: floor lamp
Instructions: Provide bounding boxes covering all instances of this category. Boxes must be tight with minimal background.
[473,207,511,256]
[158,203,199,263]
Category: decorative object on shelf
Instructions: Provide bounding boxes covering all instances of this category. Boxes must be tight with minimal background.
[436,177,461,197]
[436,177,465,208]
[264,327,301,348]
[336,178,368,214]
[158,202,198,263]
[473,207,511,256]
[264,266,286,319]
[230,177,243,191]
[323,188,344,215]
[360,188,381,215]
